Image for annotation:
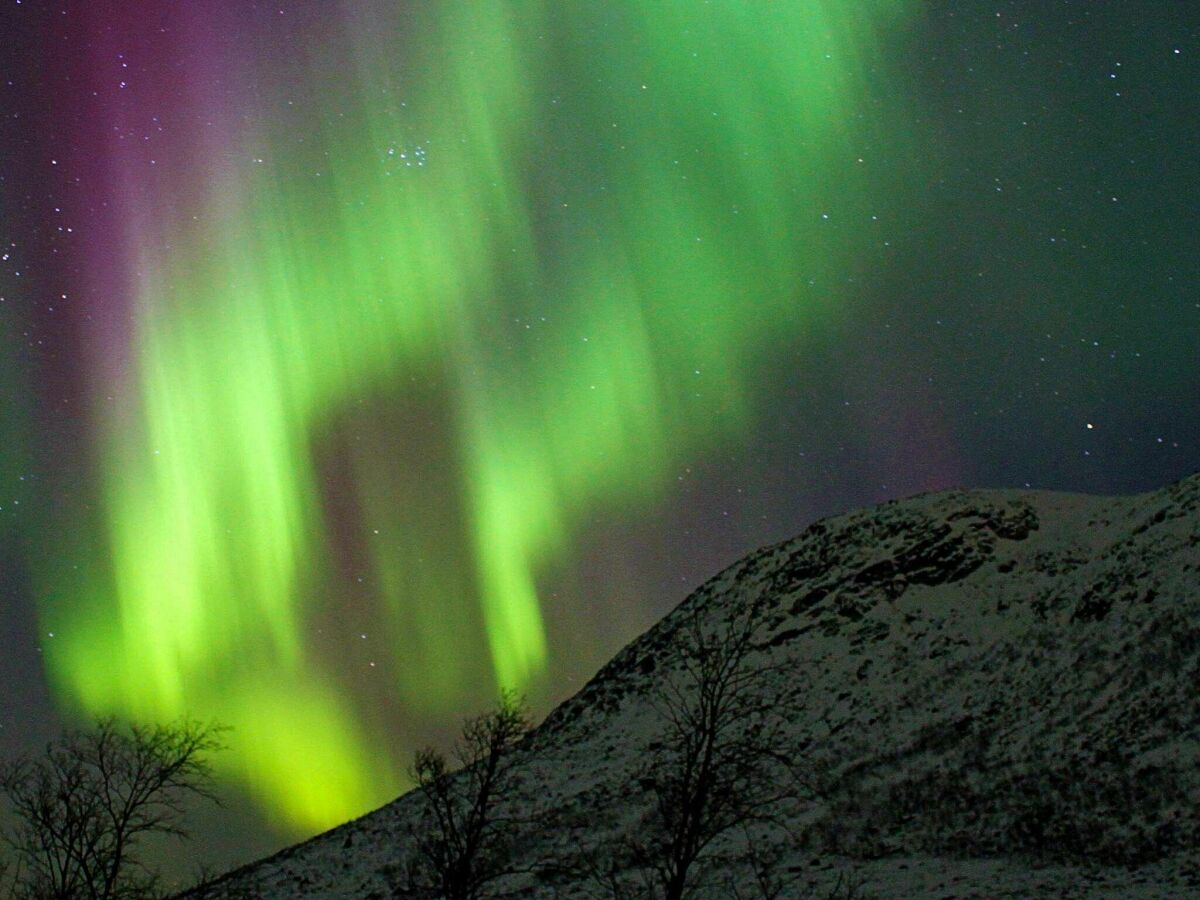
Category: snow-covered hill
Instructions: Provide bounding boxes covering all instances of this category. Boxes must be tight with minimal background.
[191,475,1200,898]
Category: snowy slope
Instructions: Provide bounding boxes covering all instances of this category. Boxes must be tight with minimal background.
[190,474,1200,898]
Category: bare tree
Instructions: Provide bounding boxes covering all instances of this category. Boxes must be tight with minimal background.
[399,691,532,899]
[607,599,799,900]
[0,718,224,900]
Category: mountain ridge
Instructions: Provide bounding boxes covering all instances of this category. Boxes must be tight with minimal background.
[191,474,1200,898]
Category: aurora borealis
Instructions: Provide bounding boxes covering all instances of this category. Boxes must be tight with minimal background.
[3,0,1198,874]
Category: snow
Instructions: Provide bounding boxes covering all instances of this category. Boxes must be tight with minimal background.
[188,474,1200,898]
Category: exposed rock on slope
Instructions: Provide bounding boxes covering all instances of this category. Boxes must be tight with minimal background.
[193,475,1200,898]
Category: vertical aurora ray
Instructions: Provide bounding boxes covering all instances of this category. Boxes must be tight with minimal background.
[41,1,922,830]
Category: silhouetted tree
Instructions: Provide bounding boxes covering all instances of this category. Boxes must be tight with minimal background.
[400,691,532,899]
[604,599,798,899]
[0,718,224,900]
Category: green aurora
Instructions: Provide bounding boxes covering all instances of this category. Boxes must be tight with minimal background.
[40,1,922,830]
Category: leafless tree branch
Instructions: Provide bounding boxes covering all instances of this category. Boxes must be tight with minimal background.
[0,718,225,900]
[397,690,532,900]
[590,597,805,900]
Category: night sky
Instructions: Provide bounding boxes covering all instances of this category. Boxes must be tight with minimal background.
[2,0,1197,878]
